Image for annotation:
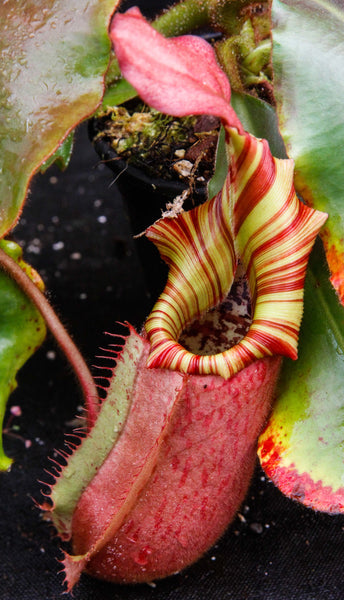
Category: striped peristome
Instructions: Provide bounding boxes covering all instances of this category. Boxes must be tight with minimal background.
[145,129,327,379]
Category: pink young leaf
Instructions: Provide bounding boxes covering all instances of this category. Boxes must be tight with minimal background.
[110,7,243,133]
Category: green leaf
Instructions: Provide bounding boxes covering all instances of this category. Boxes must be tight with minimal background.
[102,78,137,110]
[0,241,46,471]
[258,240,344,513]
[231,91,286,158]
[207,126,228,199]
[40,132,74,174]
[271,0,344,303]
[0,0,120,238]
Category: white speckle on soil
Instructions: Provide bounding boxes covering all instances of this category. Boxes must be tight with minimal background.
[46,350,56,361]
[26,238,42,254]
[52,241,64,251]
[79,293,87,300]
[173,159,193,178]
[250,522,264,534]
[70,252,82,260]
[97,215,107,224]
[34,437,45,446]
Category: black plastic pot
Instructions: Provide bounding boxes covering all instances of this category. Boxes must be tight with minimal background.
[89,115,211,302]
[89,116,209,220]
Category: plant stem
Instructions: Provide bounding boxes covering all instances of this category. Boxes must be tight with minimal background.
[153,0,211,37]
[0,248,99,429]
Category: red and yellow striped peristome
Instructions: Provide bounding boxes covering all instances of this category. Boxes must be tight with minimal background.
[145,130,327,378]
[111,9,327,380]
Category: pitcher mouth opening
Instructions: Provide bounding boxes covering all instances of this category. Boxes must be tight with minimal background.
[180,265,251,357]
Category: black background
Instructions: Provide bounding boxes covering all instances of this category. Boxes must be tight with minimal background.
[1,1,343,598]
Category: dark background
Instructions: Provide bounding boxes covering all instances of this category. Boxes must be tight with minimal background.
[1,1,343,599]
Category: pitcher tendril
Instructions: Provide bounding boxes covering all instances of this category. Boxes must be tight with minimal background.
[111,8,327,379]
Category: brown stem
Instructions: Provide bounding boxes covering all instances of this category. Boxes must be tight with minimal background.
[0,248,99,429]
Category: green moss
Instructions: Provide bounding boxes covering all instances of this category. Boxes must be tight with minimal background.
[95,105,219,181]
[98,106,196,169]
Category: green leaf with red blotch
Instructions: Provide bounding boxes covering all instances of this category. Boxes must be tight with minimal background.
[231,81,344,513]
[0,0,119,238]
[0,241,46,471]
[272,0,344,303]
[258,240,344,513]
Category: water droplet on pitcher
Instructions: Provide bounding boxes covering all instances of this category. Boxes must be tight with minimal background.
[132,545,152,566]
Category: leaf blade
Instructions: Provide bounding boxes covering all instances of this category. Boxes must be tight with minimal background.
[0,241,46,470]
[230,79,344,512]
[0,0,119,237]
[272,0,344,302]
[258,241,344,512]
